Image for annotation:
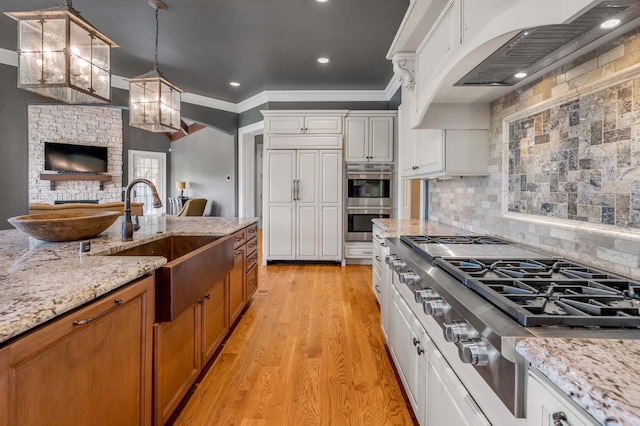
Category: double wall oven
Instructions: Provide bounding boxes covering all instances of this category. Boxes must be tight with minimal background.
[345,164,392,241]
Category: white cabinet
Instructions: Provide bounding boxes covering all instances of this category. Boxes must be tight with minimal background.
[400,127,489,179]
[425,340,490,426]
[372,226,391,340]
[264,149,342,262]
[265,114,343,134]
[527,370,598,426]
[389,285,428,424]
[263,111,346,149]
[345,113,395,163]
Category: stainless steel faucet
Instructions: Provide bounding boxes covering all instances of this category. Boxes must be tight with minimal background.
[123,178,163,241]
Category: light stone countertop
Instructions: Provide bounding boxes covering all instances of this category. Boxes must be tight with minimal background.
[516,338,640,426]
[372,218,472,238]
[0,215,257,345]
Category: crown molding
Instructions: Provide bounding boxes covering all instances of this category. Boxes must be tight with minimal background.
[0,48,397,114]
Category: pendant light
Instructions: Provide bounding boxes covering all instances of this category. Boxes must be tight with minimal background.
[129,0,183,133]
[4,0,118,104]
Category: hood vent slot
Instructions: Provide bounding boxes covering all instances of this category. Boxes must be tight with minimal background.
[455,0,640,87]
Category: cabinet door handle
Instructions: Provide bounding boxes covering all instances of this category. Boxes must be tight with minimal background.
[235,250,243,257]
[374,285,381,294]
[73,299,123,326]
[553,412,569,426]
[412,337,420,346]
[375,255,381,262]
[204,294,211,300]
[248,227,257,234]
[249,279,257,286]
[416,346,425,355]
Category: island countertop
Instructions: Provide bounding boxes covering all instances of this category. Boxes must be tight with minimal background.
[517,338,640,426]
[372,218,472,238]
[0,215,257,346]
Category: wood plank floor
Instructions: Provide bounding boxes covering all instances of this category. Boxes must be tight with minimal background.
[172,236,415,426]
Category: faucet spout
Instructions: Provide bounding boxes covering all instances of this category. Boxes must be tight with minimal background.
[123,178,163,241]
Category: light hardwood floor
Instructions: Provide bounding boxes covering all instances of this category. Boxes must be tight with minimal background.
[173,234,415,425]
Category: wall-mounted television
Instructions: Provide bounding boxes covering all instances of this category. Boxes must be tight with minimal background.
[44,142,108,173]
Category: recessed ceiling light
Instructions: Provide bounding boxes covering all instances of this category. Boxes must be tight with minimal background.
[600,18,621,29]
[317,57,330,64]
[230,81,240,87]
[514,72,527,79]
[316,0,329,2]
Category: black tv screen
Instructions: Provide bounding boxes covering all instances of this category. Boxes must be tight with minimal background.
[44,142,108,173]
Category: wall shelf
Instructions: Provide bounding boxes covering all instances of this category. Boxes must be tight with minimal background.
[40,173,113,190]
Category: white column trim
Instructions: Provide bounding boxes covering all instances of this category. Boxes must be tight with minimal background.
[238,121,264,218]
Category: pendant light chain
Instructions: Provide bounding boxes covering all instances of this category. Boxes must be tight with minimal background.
[154,7,160,72]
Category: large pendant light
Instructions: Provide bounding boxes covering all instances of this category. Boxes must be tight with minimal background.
[4,0,117,104]
[129,0,182,133]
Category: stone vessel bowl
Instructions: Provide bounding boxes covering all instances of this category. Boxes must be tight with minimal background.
[8,211,119,242]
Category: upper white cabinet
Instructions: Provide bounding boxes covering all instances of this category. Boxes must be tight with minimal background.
[263,110,347,149]
[401,128,488,179]
[345,112,395,163]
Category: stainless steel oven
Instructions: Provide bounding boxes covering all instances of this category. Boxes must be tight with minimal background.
[346,164,392,208]
[345,164,393,242]
[345,207,391,241]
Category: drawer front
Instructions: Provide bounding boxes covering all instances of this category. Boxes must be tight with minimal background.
[344,245,374,258]
[246,249,258,272]
[246,236,258,255]
[246,264,258,298]
[232,229,246,248]
[246,223,258,241]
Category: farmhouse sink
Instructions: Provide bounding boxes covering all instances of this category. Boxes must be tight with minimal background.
[111,235,234,322]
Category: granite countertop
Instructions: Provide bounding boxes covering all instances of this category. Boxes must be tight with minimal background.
[372,218,472,238]
[0,215,257,345]
[516,338,640,426]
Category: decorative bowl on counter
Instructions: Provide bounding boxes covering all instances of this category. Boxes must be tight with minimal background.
[7,211,120,242]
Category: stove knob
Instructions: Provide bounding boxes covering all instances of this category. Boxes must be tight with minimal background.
[398,271,421,286]
[443,320,478,343]
[384,254,398,264]
[458,338,490,366]
[423,298,450,317]
[390,259,408,272]
[414,288,438,303]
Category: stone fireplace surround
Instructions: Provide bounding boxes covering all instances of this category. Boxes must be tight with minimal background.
[28,105,123,205]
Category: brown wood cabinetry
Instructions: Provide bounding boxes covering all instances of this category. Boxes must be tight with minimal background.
[154,275,229,426]
[229,244,246,325]
[154,303,201,426]
[0,275,154,426]
[246,223,259,299]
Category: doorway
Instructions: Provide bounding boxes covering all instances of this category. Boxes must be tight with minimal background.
[127,150,167,215]
[255,141,264,228]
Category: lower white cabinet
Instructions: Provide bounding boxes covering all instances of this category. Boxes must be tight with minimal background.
[388,280,490,426]
[526,370,597,426]
[390,286,428,424]
[264,149,342,262]
[425,340,490,426]
[372,227,391,340]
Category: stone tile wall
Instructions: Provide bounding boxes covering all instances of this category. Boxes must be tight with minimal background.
[429,27,640,278]
[507,77,640,228]
[28,105,123,204]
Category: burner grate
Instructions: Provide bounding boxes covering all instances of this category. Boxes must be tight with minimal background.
[435,257,640,327]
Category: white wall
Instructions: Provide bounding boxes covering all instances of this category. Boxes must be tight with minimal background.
[170,127,236,217]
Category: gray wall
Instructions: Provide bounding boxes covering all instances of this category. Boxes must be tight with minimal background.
[0,64,57,229]
[170,127,236,217]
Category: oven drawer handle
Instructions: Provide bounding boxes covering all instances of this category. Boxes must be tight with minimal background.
[552,412,569,426]
[346,206,392,212]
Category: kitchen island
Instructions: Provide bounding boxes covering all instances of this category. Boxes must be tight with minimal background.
[0,215,257,345]
[0,214,257,425]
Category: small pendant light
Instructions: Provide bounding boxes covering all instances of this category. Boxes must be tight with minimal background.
[128,0,183,133]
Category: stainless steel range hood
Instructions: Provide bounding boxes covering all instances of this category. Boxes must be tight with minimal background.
[455,0,640,87]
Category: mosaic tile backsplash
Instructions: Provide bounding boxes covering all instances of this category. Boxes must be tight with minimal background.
[507,77,640,229]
